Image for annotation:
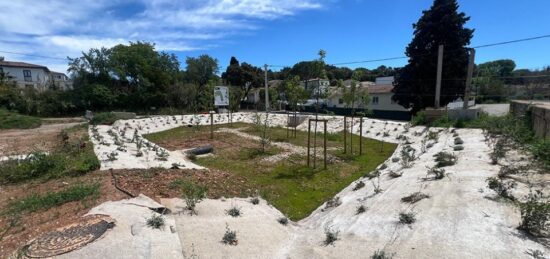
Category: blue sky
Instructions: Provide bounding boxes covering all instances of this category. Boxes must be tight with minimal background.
[0,0,549,73]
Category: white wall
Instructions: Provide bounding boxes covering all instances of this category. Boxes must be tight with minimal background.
[369,93,408,111]
[1,66,50,90]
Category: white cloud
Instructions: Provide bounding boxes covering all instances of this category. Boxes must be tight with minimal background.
[0,0,326,72]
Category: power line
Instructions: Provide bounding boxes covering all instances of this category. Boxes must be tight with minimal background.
[0,50,68,61]
[472,34,550,49]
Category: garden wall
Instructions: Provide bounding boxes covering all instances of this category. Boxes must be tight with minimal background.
[510,100,550,138]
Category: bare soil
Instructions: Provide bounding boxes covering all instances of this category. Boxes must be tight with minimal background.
[0,122,84,156]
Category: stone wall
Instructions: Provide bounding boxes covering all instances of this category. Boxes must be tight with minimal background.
[510,100,550,138]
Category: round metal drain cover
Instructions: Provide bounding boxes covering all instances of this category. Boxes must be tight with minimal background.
[24,215,115,258]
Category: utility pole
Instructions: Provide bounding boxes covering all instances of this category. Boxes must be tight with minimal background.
[435,44,444,109]
[264,64,269,111]
[463,48,476,109]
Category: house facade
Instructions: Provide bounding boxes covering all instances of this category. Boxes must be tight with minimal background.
[0,59,71,91]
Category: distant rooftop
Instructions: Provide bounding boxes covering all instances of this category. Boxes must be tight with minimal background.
[0,60,50,71]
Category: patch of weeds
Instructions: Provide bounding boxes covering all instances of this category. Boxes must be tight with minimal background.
[250,197,260,205]
[498,165,528,178]
[399,211,416,225]
[434,152,457,168]
[488,137,508,165]
[222,224,238,245]
[323,226,339,246]
[426,166,446,180]
[427,131,439,141]
[226,206,242,217]
[107,151,118,161]
[7,183,100,214]
[179,181,207,215]
[400,145,416,168]
[371,249,395,259]
[356,205,367,214]
[486,177,516,200]
[525,249,546,259]
[401,192,430,204]
[519,190,550,237]
[278,217,289,226]
[146,214,165,230]
[353,181,365,191]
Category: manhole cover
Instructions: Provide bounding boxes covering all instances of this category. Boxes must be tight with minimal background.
[23,215,115,258]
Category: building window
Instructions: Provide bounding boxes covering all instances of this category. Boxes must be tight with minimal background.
[23,70,32,81]
[372,96,379,105]
[338,98,344,104]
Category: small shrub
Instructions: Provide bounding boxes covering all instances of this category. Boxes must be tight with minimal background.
[222,224,238,245]
[434,152,457,168]
[356,205,367,214]
[180,181,207,215]
[379,164,387,170]
[146,214,165,230]
[427,131,439,141]
[401,192,430,204]
[399,212,416,224]
[278,217,289,226]
[391,157,400,163]
[454,137,464,145]
[250,197,260,205]
[353,181,365,191]
[426,166,446,180]
[453,145,464,151]
[226,206,242,217]
[90,112,118,125]
[489,138,508,165]
[107,151,118,161]
[323,226,339,246]
[519,190,550,237]
[371,249,395,259]
[525,249,546,259]
[388,171,402,178]
[324,196,342,210]
[400,145,416,168]
[486,177,516,200]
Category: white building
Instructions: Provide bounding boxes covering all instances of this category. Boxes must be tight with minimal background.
[300,78,330,97]
[0,59,71,91]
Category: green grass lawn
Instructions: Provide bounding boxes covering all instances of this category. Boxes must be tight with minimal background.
[145,123,396,220]
[0,109,42,129]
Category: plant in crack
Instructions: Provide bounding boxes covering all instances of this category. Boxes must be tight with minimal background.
[250,197,260,205]
[323,196,342,211]
[356,204,367,214]
[278,217,289,226]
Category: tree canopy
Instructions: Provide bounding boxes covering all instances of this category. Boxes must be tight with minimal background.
[392,0,474,113]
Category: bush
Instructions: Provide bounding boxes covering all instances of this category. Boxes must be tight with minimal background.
[226,206,242,217]
[146,214,165,229]
[519,190,550,237]
[454,137,464,145]
[222,224,238,245]
[486,177,516,200]
[0,109,42,129]
[179,181,207,215]
[90,112,118,125]
[323,226,339,246]
[434,152,457,168]
[453,145,464,151]
[411,111,426,126]
[399,212,416,224]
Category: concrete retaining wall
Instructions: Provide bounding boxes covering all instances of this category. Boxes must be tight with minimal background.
[510,100,550,138]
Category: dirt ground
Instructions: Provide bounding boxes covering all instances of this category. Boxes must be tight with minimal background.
[0,122,84,156]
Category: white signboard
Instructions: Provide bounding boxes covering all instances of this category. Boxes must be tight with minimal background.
[214,86,229,106]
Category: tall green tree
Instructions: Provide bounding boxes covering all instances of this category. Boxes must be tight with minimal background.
[392,0,474,113]
[185,55,219,87]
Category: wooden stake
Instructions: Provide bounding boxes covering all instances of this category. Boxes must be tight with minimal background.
[324,120,327,170]
[210,113,214,139]
[359,116,363,155]
[307,119,311,167]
